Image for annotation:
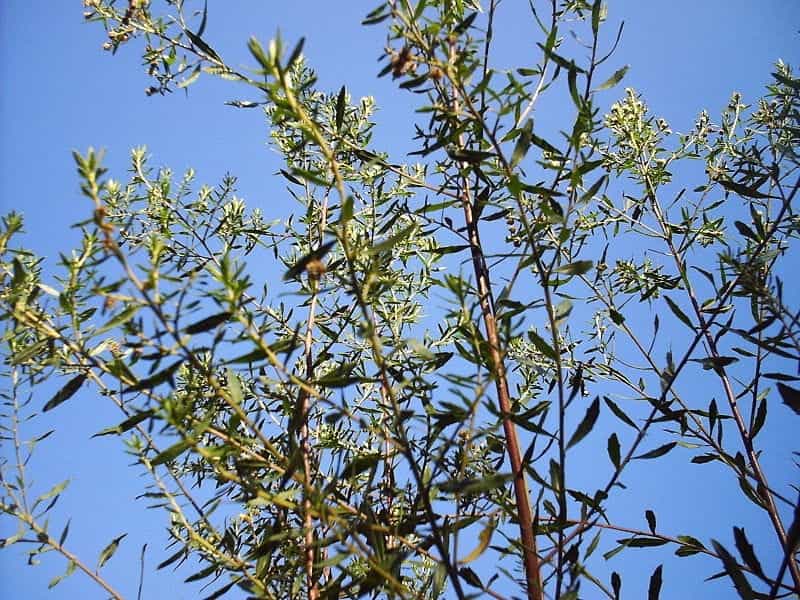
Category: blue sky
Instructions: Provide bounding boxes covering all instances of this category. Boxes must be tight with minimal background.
[1,1,798,598]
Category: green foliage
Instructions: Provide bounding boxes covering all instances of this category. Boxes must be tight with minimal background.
[2,1,799,599]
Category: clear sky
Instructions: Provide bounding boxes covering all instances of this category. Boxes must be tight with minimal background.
[1,1,798,599]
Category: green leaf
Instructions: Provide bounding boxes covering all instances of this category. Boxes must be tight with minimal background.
[555,260,593,276]
[645,510,657,534]
[611,572,621,599]
[92,410,156,437]
[226,347,267,364]
[751,397,767,439]
[777,382,800,415]
[335,85,346,131]
[617,536,668,548]
[362,4,390,25]
[439,473,511,495]
[369,224,417,255]
[432,245,471,256]
[530,132,561,155]
[604,397,638,430]
[664,296,694,330]
[97,534,127,569]
[591,0,602,35]
[151,439,193,466]
[734,220,759,241]
[185,29,222,62]
[733,527,765,578]
[227,368,244,404]
[10,338,49,364]
[711,540,755,599]
[528,330,557,360]
[185,563,218,583]
[157,547,187,570]
[96,305,140,334]
[555,299,573,322]
[284,240,336,280]
[460,520,495,564]
[597,65,629,91]
[37,480,69,505]
[675,535,706,557]
[510,119,533,168]
[537,42,586,73]
[184,312,231,334]
[691,453,718,464]
[59,520,71,546]
[690,356,739,373]
[567,396,600,448]
[177,65,201,89]
[197,0,208,36]
[459,566,483,589]
[123,360,184,393]
[447,148,495,164]
[285,37,305,69]
[718,178,772,199]
[607,433,620,468]
[648,564,663,600]
[634,441,677,460]
[44,374,87,412]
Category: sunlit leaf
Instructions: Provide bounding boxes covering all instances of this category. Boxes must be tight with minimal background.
[97,534,127,569]
[597,65,629,91]
[151,440,193,466]
[460,520,495,564]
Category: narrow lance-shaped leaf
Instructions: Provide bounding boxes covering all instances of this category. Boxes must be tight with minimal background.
[510,119,533,168]
[98,534,127,569]
[197,0,208,36]
[597,65,629,91]
[634,441,677,460]
[459,520,495,564]
[92,410,156,438]
[555,260,594,276]
[150,439,193,466]
[777,382,800,415]
[335,85,347,131]
[711,539,755,599]
[185,29,222,62]
[607,433,621,468]
[734,220,759,241]
[96,304,140,334]
[664,295,694,330]
[284,240,336,280]
[567,396,600,448]
[44,374,87,412]
[718,177,772,199]
[733,527,765,579]
[648,565,663,600]
[611,572,621,599]
[183,312,231,334]
[645,510,657,535]
[123,359,184,393]
[605,397,639,430]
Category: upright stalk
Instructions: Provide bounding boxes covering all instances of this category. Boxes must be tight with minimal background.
[461,192,543,598]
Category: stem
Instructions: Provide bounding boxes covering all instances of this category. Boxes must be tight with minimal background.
[646,176,800,592]
[461,190,542,598]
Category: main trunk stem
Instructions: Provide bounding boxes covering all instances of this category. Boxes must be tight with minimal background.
[461,193,543,599]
